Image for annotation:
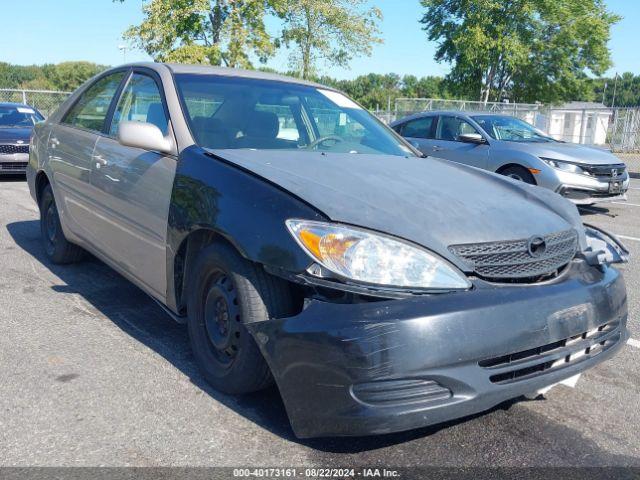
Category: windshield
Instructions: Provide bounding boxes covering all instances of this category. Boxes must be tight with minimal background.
[472,115,555,143]
[0,106,44,128]
[175,74,413,156]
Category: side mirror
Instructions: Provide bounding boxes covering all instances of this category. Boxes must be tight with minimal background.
[117,121,172,153]
[459,133,486,144]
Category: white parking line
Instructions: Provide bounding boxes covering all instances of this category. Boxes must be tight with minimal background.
[616,234,640,242]
[613,202,640,207]
[628,338,640,349]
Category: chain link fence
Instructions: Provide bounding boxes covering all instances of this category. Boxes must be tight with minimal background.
[2,88,638,174]
[0,89,71,117]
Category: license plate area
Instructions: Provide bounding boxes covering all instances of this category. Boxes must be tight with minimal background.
[609,181,623,194]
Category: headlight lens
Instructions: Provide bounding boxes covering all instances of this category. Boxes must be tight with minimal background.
[584,224,629,265]
[541,158,589,175]
[286,219,471,290]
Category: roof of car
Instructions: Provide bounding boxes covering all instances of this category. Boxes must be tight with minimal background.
[390,110,514,125]
[123,62,328,89]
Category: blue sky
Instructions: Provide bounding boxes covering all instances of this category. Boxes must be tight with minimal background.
[1,0,638,79]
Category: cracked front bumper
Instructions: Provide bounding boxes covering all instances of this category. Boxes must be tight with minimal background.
[539,168,630,205]
[247,261,628,438]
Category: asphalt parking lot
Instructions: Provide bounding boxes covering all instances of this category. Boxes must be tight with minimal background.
[0,176,639,468]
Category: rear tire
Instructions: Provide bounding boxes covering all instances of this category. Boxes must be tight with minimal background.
[186,241,295,394]
[500,165,536,185]
[39,184,85,264]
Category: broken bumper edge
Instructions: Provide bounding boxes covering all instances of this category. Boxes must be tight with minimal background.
[247,261,628,438]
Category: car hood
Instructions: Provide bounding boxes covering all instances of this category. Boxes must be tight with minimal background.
[0,126,32,143]
[209,149,586,271]
[497,140,621,165]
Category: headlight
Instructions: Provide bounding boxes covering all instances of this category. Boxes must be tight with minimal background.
[583,224,629,265]
[286,219,471,290]
[541,158,589,175]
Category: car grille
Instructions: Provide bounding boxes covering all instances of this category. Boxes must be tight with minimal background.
[581,163,626,178]
[449,229,578,281]
[0,162,28,171]
[0,144,29,154]
[479,320,622,384]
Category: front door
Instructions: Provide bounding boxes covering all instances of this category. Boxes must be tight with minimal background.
[431,115,489,168]
[89,71,177,301]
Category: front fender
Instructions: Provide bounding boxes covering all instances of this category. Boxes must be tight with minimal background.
[491,149,546,174]
[165,146,326,311]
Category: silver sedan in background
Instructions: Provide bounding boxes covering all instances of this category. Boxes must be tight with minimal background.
[391,111,629,205]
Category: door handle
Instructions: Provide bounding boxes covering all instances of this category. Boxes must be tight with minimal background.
[50,137,60,148]
[92,154,108,168]
[432,146,444,152]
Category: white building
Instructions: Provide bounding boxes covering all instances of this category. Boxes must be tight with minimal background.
[546,102,612,145]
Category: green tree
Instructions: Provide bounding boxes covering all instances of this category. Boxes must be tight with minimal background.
[0,62,105,91]
[401,75,447,98]
[116,0,276,68]
[591,73,640,107]
[420,0,620,104]
[48,62,107,91]
[277,0,382,79]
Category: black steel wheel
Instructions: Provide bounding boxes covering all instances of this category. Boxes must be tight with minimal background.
[39,184,84,264]
[186,241,296,394]
[202,271,242,367]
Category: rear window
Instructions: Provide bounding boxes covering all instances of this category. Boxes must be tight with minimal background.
[62,72,125,132]
[400,117,435,139]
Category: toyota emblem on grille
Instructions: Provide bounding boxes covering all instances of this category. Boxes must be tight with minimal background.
[612,168,618,177]
[16,140,24,144]
[527,236,547,257]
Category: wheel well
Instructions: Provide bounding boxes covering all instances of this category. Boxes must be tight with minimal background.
[173,229,242,315]
[495,163,537,185]
[35,171,50,207]
[496,163,526,175]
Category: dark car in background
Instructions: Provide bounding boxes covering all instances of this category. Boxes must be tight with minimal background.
[0,103,44,175]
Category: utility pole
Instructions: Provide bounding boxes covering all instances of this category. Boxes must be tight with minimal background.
[118,44,128,63]
[611,72,619,109]
[602,81,607,105]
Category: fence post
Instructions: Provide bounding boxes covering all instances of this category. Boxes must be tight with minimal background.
[22,90,27,105]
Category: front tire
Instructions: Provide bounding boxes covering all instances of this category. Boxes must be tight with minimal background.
[186,242,295,394]
[39,184,84,264]
[500,165,536,185]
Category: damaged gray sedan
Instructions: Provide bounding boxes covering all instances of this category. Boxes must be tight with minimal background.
[27,63,629,438]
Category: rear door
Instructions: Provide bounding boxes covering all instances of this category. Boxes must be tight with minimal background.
[431,115,489,168]
[395,116,437,155]
[48,71,126,240]
[89,70,177,301]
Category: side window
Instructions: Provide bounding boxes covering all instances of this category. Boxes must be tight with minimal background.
[62,72,125,132]
[109,73,168,137]
[401,117,435,139]
[436,116,480,142]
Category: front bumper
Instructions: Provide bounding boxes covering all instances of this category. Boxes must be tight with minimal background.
[0,153,29,174]
[248,261,628,438]
[537,167,630,205]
